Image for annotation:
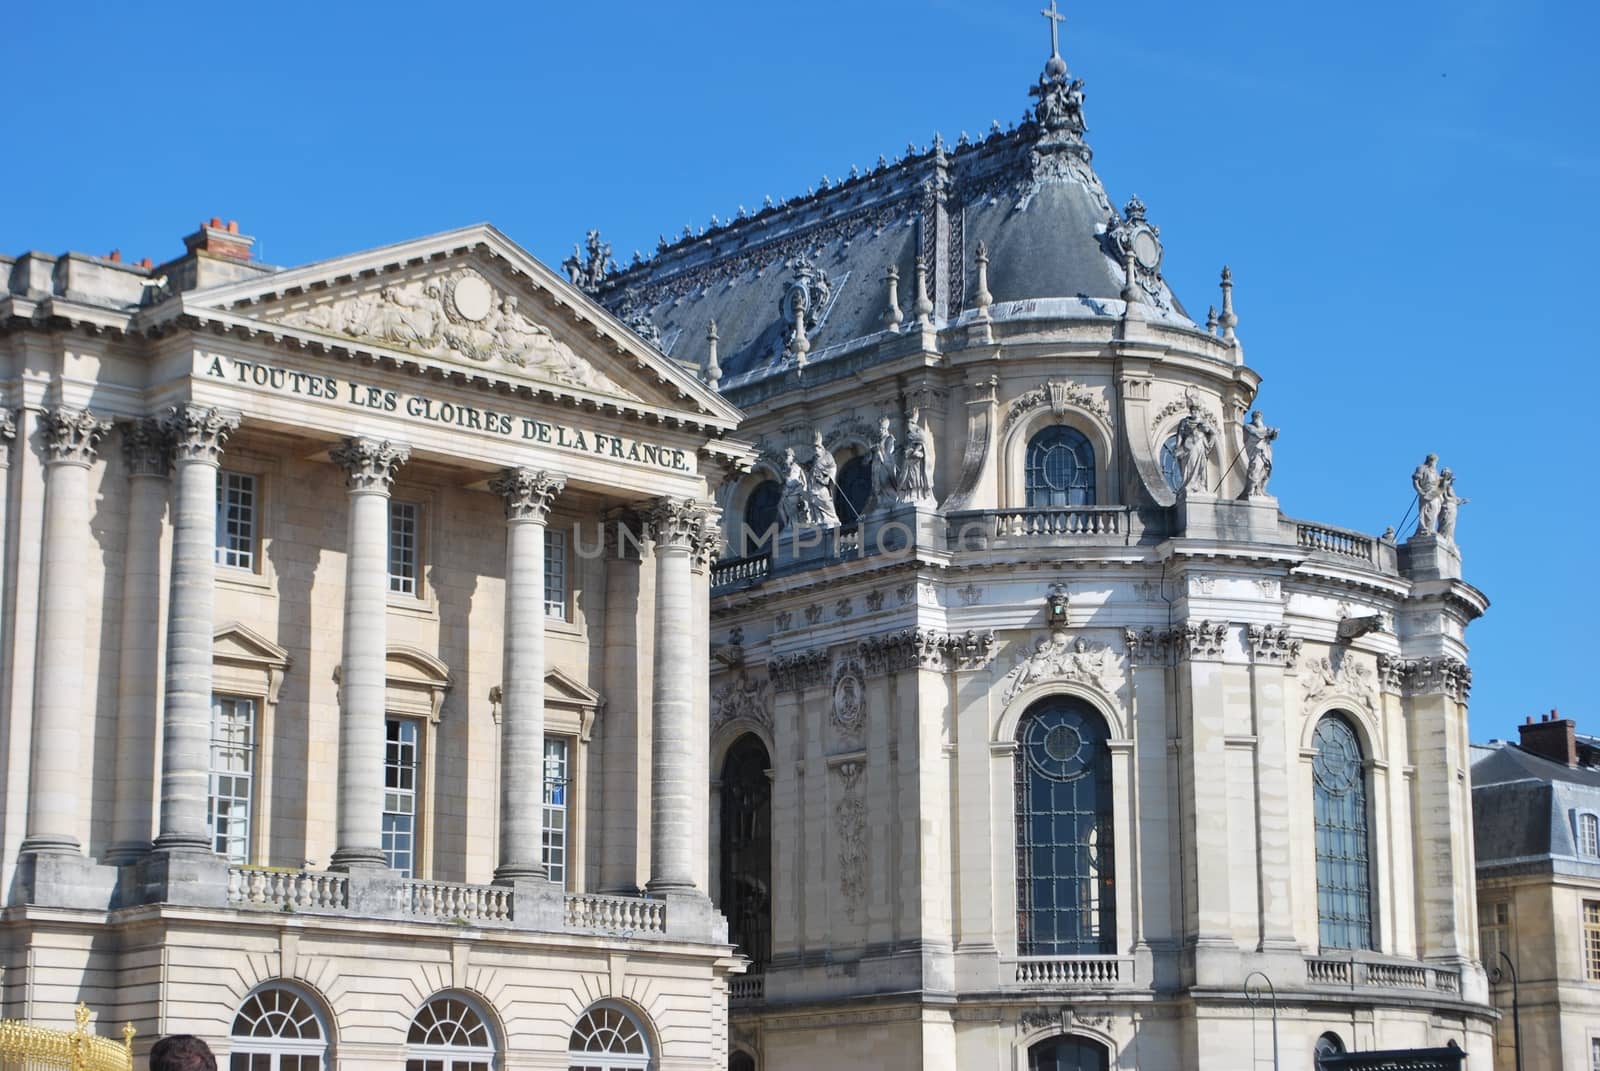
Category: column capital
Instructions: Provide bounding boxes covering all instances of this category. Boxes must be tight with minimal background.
[331,436,410,492]
[41,406,111,466]
[489,466,565,522]
[0,408,15,467]
[691,519,724,575]
[646,496,709,553]
[162,404,240,465]
[121,418,172,478]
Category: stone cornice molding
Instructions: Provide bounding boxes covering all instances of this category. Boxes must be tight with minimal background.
[120,418,171,477]
[646,496,707,552]
[488,466,564,522]
[1246,624,1301,667]
[41,406,111,466]
[1124,626,1176,667]
[162,404,240,465]
[330,436,410,493]
[1177,620,1229,662]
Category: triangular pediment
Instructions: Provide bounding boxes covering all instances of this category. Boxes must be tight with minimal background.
[545,666,601,710]
[178,224,742,425]
[213,622,290,669]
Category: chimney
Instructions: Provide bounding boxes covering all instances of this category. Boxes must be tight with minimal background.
[181,218,255,262]
[1519,709,1578,767]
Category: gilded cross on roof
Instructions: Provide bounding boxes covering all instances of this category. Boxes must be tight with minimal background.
[1041,0,1066,59]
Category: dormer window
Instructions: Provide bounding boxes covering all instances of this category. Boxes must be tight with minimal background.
[1581,812,1600,857]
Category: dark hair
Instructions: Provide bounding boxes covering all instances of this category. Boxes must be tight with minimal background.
[150,1035,217,1071]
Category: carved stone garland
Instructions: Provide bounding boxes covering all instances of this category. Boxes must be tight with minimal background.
[831,655,866,736]
[1001,379,1111,434]
[834,759,866,920]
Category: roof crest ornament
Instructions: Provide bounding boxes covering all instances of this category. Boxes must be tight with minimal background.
[562,230,614,295]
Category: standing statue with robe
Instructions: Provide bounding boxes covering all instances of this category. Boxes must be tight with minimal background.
[1241,410,1280,498]
[895,407,937,506]
[1173,394,1217,494]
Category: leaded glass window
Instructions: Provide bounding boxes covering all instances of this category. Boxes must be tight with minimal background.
[568,1005,650,1071]
[1015,699,1114,955]
[720,734,773,970]
[1027,1036,1110,1071]
[1025,426,1095,508]
[543,736,570,886]
[229,985,328,1071]
[209,695,255,863]
[1159,434,1183,492]
[1313,714,1373,950]
[216,470,257,570]
[384,717,421,877]
[406,995,494,1071]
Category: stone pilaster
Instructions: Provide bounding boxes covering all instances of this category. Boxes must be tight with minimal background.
[106,420,171,864]
[644,497,707,894]
[488,467,564,881]
[21,407,110,855]
[152,405,240,854]
[329,437,409,869]
[598,509,647,894]
[1244,624,1301,953]
[1173,620,1236,977]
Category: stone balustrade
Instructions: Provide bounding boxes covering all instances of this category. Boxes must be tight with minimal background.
[1294,521,1376,562]
[1304,955,1461,994]
[711,552,770,591]
[1009,955,1131,987]
[227,867,349,911]
[728,973,764,1004]
[399,879,514,923]
[563,891,668,936]
[947,507,1142,551]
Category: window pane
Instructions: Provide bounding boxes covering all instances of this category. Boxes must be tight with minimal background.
[384,718,420,876]
[1024,426,1096,508]
[390,501,420,595]
[215,471,257,570]
[1313,715,1373,950]
[545,528,567,620]
[208,696,255,863]
[543,737,570,885]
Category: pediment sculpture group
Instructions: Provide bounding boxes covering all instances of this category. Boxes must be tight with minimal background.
[777,409,938,531]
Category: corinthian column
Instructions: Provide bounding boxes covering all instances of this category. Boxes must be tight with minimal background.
[645,497,708,894]
[21,407,110,854]
[106,420,171,863]
[488,466,564,882]
[153,405,239,853]
[329,437,409,870]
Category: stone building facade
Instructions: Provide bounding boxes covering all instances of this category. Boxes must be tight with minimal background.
[1474,715,1600,1070]
[596,31,1497,1071]
[0,222,750,1070]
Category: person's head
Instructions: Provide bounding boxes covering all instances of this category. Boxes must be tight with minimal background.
[150,1036,216,1071]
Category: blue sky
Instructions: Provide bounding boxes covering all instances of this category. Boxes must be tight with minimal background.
[5,1,1595,744]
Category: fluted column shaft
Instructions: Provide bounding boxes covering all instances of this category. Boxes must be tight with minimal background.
[107,420,171,863]
[491,467,564,881]
[22,408,110,854]
[154,406,239,853]
[330,437,409,870]
[646,498,707,894]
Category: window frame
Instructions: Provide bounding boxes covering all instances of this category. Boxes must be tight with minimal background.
[384,714,424,879]
[1023,424,1098,509]
[543,734,572,887]
[208,693,257,865]
[567,1004,652,1071]
[1578,810,1600,858]
[405,994,497,1071]
[388,498,425,599]
[1585,900,1600,983]
[1311,713,1376,952]
[216,468,261,573]
[227,983,330,1071]
[544,525,570,622]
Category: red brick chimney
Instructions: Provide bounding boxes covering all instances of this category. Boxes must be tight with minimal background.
[1519,710,1577,767]
[181,217,254,261]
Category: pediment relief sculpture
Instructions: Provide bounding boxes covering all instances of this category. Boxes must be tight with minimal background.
[1002,633,1125,706]
[1302,649,1378,715]
[266,267,632,398]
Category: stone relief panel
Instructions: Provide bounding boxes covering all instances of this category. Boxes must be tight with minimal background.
[268,267,631,397]
[1302,649,1379,715]
[712,671,771,733]
[834,759,866,921]
[1001,633,1126,706]
[1001,379,1111,433]
[1246,624,1302,666]
[831,655,866,737]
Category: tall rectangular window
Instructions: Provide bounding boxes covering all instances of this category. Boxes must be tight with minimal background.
[1582,813,1600,857]
[544,528,567,620]
[1479,900,1510,967]
[389,501,421,595]
[1586,902,1600,982]
[1591,1036,1600,1071]
[542,736,570,885]
[384,717,420,877]
[215,471,257,570]
[208,695,255,863]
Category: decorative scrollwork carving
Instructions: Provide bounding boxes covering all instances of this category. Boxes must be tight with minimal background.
[1246,625,1301,666]
[1003,380,1111,434]
[1302,649,1379,714]
[1178,620,1229,662]
[1002,633,1125,705]
[42,407,111,466]
[713,671,771,732]
[488,467,564,522]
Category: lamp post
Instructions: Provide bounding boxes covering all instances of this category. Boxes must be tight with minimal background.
[1244,970,1279,1071]
[1487,950,1523,1071]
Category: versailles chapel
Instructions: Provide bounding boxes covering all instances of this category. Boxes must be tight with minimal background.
[0,11,1491,1071]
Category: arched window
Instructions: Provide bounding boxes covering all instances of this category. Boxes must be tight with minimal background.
[568,1005,651,1070]
[1313,714,1374,950]
[1025,426,1096,507]
[1027,1035,1110,1071]
[833,455,872,525]
[1579,812,1600,857]
[1314,1032,1347,1070]
[1015,698,1114,955]
[741,480,780,555]
[720,735,772,971]
[229,985,328,1071]
[1159,434,1183,492]
[406,995,495,1071]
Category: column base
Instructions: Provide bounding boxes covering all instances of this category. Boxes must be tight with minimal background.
[18,834,82,856]
[151,831,211,854]
[102,840,152,867]
[328,847,390,871]
[138,848,230,908]
[493,863,549,883]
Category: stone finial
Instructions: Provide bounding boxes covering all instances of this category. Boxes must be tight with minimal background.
[162,404,240,464]
[974,241,994,320]
[883,265,904,331]
[330,436,410,493]
[42,406,111,466]
[789,298,810,367]
[1219,266,1238,343]
[913,256,934,328]
[489,467,564,522]
[705,320,722,390]
[1205,305,1218,334]
[121,417,171,477]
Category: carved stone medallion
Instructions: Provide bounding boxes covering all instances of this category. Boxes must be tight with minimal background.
[832,655,866,734]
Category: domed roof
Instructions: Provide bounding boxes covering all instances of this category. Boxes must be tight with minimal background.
[587,59,1193,391]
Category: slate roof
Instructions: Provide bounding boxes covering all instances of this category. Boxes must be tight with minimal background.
[1471,741,1600,868]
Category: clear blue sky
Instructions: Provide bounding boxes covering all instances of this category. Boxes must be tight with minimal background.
[5,1,1595,744]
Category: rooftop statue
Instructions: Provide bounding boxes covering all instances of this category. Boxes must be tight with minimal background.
[1241,410,1280,498]
[777,448,810,532]
[1173,393,1218,494]
[869,414,899,511]
[895,407,937,507]
[1411,454,1442,538]
[806,431,842,529]
[1438,468,1468,543]
[562,230,614,294]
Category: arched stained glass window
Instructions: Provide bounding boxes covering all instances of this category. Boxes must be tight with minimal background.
[568,1005,651,1070]
[1313,714,1374,950]
[406,995,494,1071]
[1025,426,1096,508]
[229,985,328,1071]
[1027,1035,1110,1071]
[720,735,772,970]
[1015,698,1115,956]
[1159,433,1183,492]
[833,455,872,525]
[741,480,780,555]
